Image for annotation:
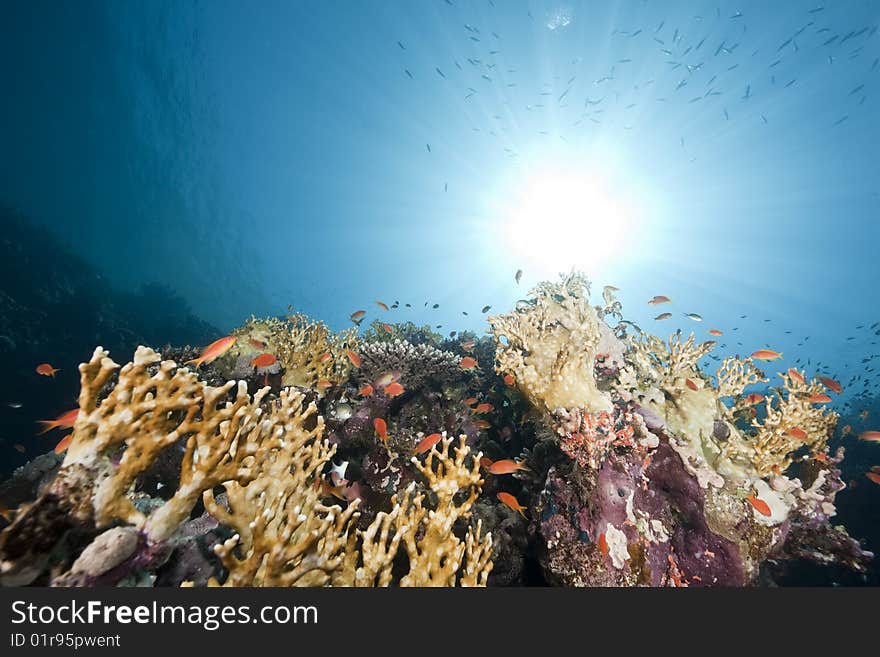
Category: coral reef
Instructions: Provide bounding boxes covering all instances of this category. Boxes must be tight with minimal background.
[0,271,872,587]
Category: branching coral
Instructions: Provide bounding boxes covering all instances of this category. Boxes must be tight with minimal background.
[715,356,768,401]
[205,390,360,586]
[63,346,274,542]
[228,314,356,389]
[489,272,612,413]
[729,370,837,476]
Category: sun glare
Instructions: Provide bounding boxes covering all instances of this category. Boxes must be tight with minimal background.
[504,169,635,277]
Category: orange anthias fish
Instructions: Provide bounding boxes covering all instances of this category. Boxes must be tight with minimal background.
[53,433,73,454]
[474,420,491,429]
[384,381,405,397]
[350,310,366,322]
[750,349,782,361]
[487,459,529,475]
[746,495,772,517]
[474,402,493,414]
[708,329,723,336]
[503,373,515,386]
[375,301,389,311]
[37,408,79,434]
[648,295,672,305]
[374,417,388,444]
[251,353,276,368]
[685,378,699,391]
[346,350,362,368]
[381,323,393,334]
[460,357,478,370]
[36,363,59,377]
[597,532,609,556]
[358,384,374,397]
[319,352,333,363]
[316,380,333,390]
[497,492,527,518]
[818,376,842,394]
[808,393,832,404]
[744,393,764,405]
[413,433,443,455]
[866,472,880,486]
[479,457,494,469]
[464,397,478,406]
[858,431,880,443]
[248,338,267,349]
[787,368,805,385]
[186,336,236,369]
[786,427,808,441]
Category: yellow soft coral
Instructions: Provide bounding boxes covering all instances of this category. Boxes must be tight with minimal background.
[489,272,612,413]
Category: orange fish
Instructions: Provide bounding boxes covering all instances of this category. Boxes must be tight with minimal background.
[464,397,478,406]
[497,492,527,518]
[251,353,276,368]
[374,417,388,444]
[473,403,493,414]
[786,427,808,441]
[53,433,73,454]
[744,393,764,405]
[186,336,236,369]
[319,352,332,363]
[685,378,699,391]
[787,368,805,385]
[842,424,852,436]
[474,420,491,429]
[413,433,443,454]
[818,376,842,394]
[375,301,389,311]
[814,452,829,463]
[858,431,880,442]
[37,408,79,434]
[381,323,393,334]
[358,384,374,397]
[750,349,782,361]
[648,295,672,305]
[460,357,478,370]
[487,459,529,475]
[36,363,59,377]
[808,394,832,404]
[460,340,476,351]
[479,457,494,469]
[350,310,366,322]
[597,532,609,556]
[384,381,405,397]
[316,380,333,390]
[746,495,771,516]
[866,472,880,485]
[346,350,362,368]
[708,329,723,336]
[248,338,267,349]
[503,373,515,386]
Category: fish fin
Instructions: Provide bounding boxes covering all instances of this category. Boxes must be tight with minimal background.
[36,421,57,435]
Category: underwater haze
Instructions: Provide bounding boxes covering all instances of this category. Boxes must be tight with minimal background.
[1,0,880,587]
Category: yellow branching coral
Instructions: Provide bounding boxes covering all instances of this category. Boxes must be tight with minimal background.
[64,346,272,542]
[396,435,493,587]
[205,390,360,586]
[715,356,768,402]
[734,370,838,476]
[489,272,612,413]
[229,314,356,390]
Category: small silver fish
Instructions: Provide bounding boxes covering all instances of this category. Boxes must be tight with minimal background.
[684,313,703,322]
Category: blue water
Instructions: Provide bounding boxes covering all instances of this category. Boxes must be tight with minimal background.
[1,3,879,439]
